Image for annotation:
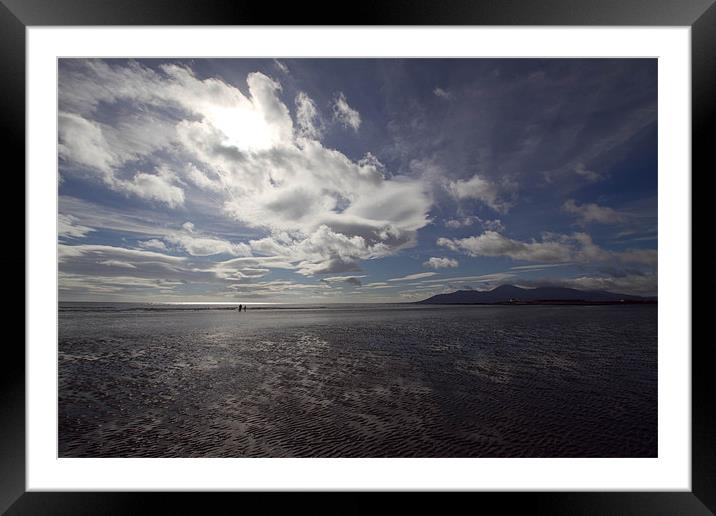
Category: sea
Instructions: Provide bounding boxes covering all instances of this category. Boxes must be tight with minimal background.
[58,302,657,457]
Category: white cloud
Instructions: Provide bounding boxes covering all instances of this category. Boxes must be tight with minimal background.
[438,231,572,263]
[420,272,516,285]
[388,272,438,282]
[59,62,294,205]
[433,87,452,100]
[574,163,603,182]
[248,224,394,276]
[57,242,275,299]
[56,60,658,302]
[320,275,367,282]
[59,61,433,278]
[99,260,137,269]
[446,174,510,213]
[59,196,178,237]
[58,244,185,265]
[120,168,185,208]
[357,152,385,172]
[58,110,184,207]
[295,92,323,139]
[563,199,625,224]
[225,279,325,297]
[445,216,477,229]
[222,160,430,274]
[518,273,657,296]
[58,112,118,179]
[616,248,658,267]
[438,231,656,266]
[332,92,361,131]
[423,257,459,269]
[320,275,365,287]
[59,271,186,295]
[58,214,95,239]
[138,239,168,251]
[163,223,252,257]
[59,108,178,202]
[445,216,504,231]
[184,163,223,192]
[273,59,289,74]
[168,234,251,257]
[58,244,198,297]
[509,263,572,271]
[481,219,505,232]
[209,255,293,281]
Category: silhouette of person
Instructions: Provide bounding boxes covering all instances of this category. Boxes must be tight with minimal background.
[244,304,247,312]
[238,304,243,312]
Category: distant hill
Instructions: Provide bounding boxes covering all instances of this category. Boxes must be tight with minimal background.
[416,284,656,305]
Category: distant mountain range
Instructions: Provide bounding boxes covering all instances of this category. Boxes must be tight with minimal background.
[416,285,656,305]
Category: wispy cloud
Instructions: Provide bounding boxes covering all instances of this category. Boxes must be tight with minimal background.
[387,272,439,282]
[332,92,361,131]
[563,199,625,224]
[438,231,656,266]
[509,263,572,271]
[320,275,366,287]
[433,87,452,100]
[295,91,324,140]
[273,59,289,74]
[419,273,516,285]
[58,214,95,240]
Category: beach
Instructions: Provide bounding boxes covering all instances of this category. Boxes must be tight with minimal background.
[58,303,657,457]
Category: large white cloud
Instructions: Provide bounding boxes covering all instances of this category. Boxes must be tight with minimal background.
[58,60,433,276]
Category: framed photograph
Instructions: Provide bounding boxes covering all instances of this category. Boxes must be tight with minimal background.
[5,0,710,513]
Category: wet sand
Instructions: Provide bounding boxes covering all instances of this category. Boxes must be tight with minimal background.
[58,304,657,457]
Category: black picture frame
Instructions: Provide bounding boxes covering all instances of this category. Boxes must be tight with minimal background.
[3,1,709,514]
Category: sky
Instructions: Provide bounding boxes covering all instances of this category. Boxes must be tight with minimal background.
[57,58,658,303]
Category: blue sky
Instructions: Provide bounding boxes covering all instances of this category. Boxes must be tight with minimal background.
[58,58,657,302]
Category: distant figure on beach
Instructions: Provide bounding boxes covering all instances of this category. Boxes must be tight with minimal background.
[244,305,247,312]
[238,304,243,312]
